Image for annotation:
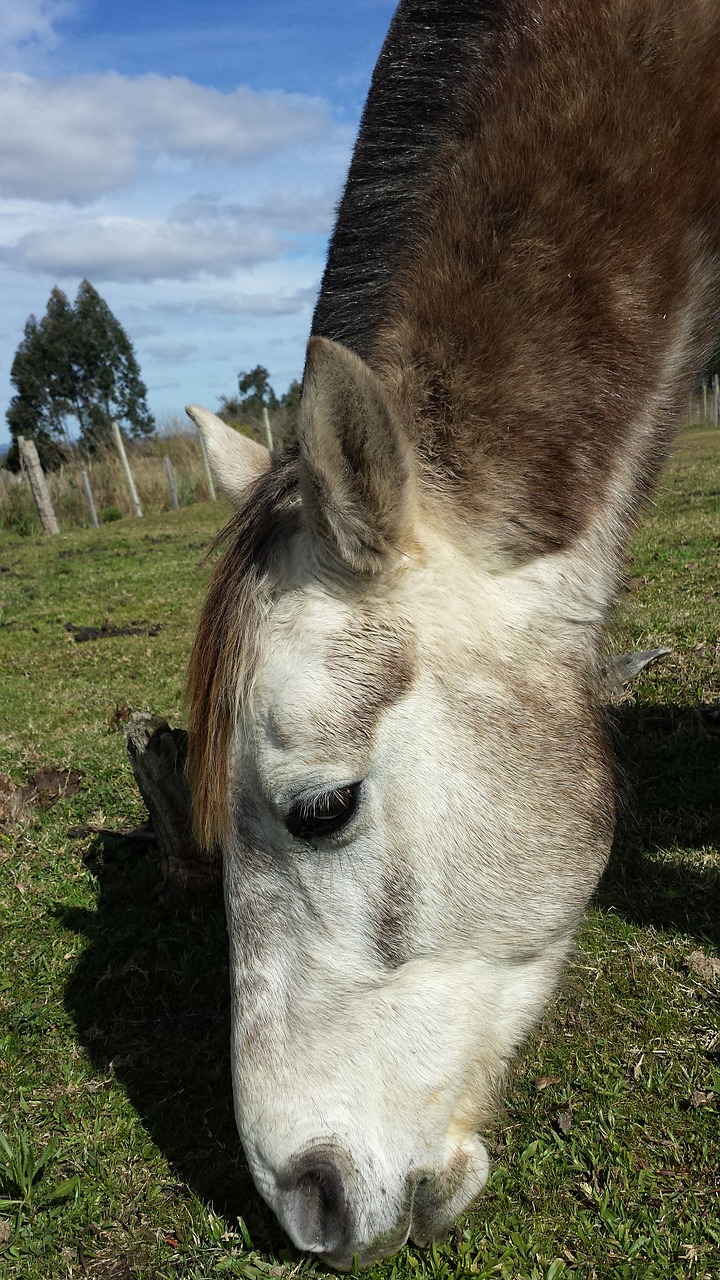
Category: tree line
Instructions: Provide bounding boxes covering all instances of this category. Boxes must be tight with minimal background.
[5,283,301,471]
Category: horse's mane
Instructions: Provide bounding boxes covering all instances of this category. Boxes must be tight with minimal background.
[312,0,514,362]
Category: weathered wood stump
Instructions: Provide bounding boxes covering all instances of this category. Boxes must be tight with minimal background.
[124,712,221,895]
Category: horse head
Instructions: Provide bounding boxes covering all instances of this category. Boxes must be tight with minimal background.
[185,334,613,1267]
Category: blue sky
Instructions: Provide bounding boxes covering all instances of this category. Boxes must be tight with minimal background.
[0,0,397,446]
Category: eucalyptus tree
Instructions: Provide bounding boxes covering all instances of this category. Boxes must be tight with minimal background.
[6,280,154,469]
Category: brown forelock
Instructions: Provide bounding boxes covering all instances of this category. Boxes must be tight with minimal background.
[367,0,720,561]
[187,454,302,849]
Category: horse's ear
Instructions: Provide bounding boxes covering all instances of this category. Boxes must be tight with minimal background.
[185,404,270,506]
[298,336,415,573]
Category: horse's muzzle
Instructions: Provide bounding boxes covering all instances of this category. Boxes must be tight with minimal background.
[272,1133,490,1270]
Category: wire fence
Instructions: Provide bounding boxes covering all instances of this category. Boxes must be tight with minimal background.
[0,429,221,536]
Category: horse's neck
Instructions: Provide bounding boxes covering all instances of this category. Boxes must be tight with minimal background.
[314,0,720,567]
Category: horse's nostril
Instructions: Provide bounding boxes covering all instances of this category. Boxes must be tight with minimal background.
[277,1151,352,1257]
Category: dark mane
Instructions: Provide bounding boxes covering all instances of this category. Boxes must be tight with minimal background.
[311,0,515,360]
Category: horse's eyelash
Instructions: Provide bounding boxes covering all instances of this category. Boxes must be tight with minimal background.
[285,783,361,840]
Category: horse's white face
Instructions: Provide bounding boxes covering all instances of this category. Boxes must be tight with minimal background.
[226,573,608,1268]
[187,338,613,1269]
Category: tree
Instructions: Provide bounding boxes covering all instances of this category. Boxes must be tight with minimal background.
[71,280,155,450]
[236,365,279,417]
[218,365,278,444]
[4,307,68,471]
[6,280,154,469]
[219,368,302,450]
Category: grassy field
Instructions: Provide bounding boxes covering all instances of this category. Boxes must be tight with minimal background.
[0,427,718,1280]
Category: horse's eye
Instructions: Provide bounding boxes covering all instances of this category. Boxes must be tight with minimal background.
[285,782,360,841]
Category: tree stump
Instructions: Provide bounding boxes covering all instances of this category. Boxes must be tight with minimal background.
[124,712,221,895]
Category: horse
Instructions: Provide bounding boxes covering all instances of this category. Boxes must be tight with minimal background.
[185,0,720,1268]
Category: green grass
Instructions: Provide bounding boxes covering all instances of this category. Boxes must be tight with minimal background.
[0,435,718,1280]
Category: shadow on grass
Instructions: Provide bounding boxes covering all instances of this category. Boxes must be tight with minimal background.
[58,839,286,1255]
[600,701,720,947]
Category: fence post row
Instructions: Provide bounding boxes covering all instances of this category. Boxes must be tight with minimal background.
[18,437,60,535]
[111,420,143,518]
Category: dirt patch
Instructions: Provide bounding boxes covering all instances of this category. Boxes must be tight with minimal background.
[0,767,82,828]
[29,767,83,803]
[686,949,720,987]
[64,621,162,643]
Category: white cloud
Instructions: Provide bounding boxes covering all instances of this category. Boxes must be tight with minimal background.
[195,286,318,316]
[126,322,164,338]
[0,3,356,445]
[0,0,72,61]
[0,70,339,202]
[1,184,336,283]
[6,212,283,281]
[174,189,335,235]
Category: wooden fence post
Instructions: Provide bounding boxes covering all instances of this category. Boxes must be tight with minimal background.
[714,374,719,426]
[81,469,100,528]
[111,421,143,517]
[702,380,708,423]
[163,456,180,509]
[18,438,60,535]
